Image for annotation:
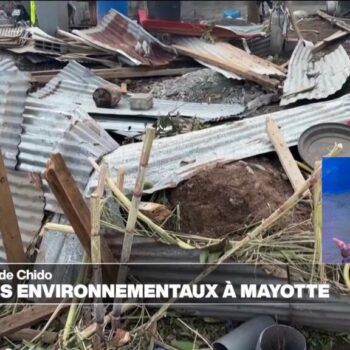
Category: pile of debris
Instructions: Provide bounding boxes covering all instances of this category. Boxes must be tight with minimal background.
[0,4,350,350]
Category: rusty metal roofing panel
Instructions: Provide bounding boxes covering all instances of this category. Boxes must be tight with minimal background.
[281,40,350,106]
[72,9,176,66]
[0,70,30,169]
[0,170,45,262]
[172,37,285,80]
[87,93,350,195]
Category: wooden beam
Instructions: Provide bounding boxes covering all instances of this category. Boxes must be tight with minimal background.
[0,150,26,268]
[44,154,116,270]
[172,45,281,92]
[7,328,58,344]
[30,67,200,84]
[311,30,349,53]
[318,10,350,32]
[0,305,66,338]
[286,1,303,41]
[266,117,306,192]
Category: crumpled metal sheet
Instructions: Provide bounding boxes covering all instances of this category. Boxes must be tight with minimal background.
[87,93,350,195]
[72,9,176,66]
[0,70,30,169]
[0,170,45,262]
[0,26,28,47]
[172,37,285,80]
[18,101,88,173]
[281,40,350,106]
[17,99,118,213]
[45,117,118,213]
[31,61,108,101]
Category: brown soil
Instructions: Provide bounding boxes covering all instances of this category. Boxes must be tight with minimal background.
[168,156,310,238]
[287,17,339,43]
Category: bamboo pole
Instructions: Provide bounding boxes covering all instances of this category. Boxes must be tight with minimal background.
[111,127,155,328]
[62,254,88,347]
[116,167,125,191]
[89,158,177,245]
[312,160,325,282]
[91,162,108,337]
[132,166,320,333]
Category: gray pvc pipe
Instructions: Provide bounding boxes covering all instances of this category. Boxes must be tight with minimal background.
[256,324,307,350]
[213,316,275,350]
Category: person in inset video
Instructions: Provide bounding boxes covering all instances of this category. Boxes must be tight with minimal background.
[333,238,350,263]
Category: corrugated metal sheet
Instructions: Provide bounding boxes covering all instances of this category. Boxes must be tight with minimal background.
[45,118,118,213]
[17,99,118,213]
[172,37,285,80]
[0,27,28,47]
[0,56,17,71]
[18,100,87,173]
[72,9,176,66]
[233,35,272,58]
[31,62,245,123]
[31,61,108,100]
[0,71,30,169]
[87,93,350,195]
[281,40,350,106]
[0,170,45,262]
[89,98,245,122]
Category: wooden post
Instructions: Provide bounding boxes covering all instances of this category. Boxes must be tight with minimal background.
[266,117,307,193]
[0,150,25,268]
[44,153,117,281]
[286,1,303,41]
[172,45,281,93]
[247,1,260,24]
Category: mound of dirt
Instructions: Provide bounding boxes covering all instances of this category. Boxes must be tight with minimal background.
[168,157,310,238]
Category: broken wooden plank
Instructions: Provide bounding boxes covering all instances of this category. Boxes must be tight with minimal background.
[0,305,66,338]
[0,150,26,268]
[44,153,116,268]
[318,10,350,32]
[7,328,58,344]
[312,30,349,53]
[266,117,306,192]
[172,44,281,92]
[30,67,200,83]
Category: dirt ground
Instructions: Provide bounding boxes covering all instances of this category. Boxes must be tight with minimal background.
[167,156,310,238]
[287,16,340,43]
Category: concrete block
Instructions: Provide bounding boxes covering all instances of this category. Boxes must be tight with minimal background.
[129,93,154,110]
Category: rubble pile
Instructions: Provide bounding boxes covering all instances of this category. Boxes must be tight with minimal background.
[0,3,350,349]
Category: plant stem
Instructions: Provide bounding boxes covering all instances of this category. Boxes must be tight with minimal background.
[111,127,156,327]
[91,162,108,336]
[62,254,89,347]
